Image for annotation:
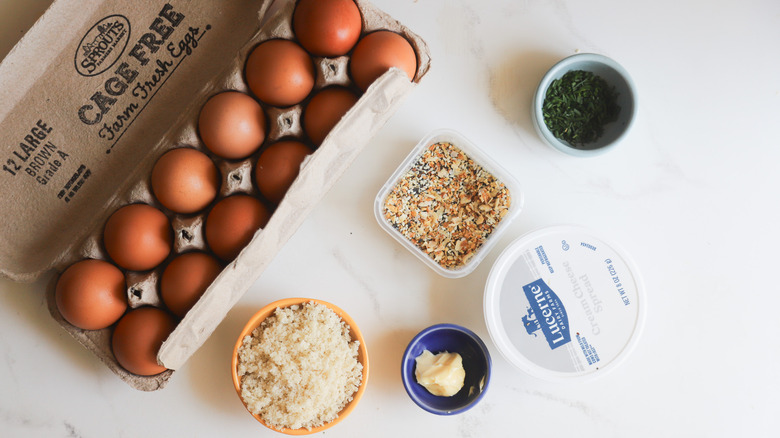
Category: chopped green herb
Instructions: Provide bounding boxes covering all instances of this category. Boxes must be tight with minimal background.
[542,70,621,147]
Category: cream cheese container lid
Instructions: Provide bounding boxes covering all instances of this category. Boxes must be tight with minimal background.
[484,225,645,382]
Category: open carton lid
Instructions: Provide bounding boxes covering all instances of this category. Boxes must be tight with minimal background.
[0,0,279,281]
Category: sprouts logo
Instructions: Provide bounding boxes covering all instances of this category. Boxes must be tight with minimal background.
[74,15,131,77]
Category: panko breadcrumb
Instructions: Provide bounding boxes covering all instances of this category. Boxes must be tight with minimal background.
[236,302,362,430]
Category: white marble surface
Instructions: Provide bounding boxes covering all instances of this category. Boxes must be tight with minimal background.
[2,0,779,436]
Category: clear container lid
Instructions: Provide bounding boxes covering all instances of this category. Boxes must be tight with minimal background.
[484,225,646,382]
[374,129,523,278]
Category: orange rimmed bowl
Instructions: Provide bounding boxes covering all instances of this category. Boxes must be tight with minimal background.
[231,297,369,435]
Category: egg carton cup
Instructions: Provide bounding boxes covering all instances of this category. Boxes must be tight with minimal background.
[1,0,430,391]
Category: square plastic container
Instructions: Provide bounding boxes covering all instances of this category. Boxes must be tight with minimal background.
[374,129,523,278]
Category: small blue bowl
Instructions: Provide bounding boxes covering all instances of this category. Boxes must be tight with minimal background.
[401,324,491,415]
[532,53,637,157]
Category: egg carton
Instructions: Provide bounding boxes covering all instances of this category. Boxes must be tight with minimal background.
[0,0,430,391]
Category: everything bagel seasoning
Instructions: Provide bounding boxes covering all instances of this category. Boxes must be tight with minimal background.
[383,141,511,270]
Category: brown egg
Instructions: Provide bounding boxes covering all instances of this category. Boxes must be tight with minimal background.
[198,91,266,160]
[293,0,362,57]
[205,195,271,261]
[112,307,176,376]
[350,30,417,91]
[103,204,172,271]
[151,148,220,214]
[303,87,359,145]
[245,39,315,107]
[254,141,312,204]
[55,259,127,330]
[160,252,222,318]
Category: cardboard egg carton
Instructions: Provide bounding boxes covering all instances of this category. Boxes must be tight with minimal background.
[0,0,430,391]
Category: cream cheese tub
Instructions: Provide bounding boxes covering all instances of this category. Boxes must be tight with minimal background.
[483,225,645,382]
